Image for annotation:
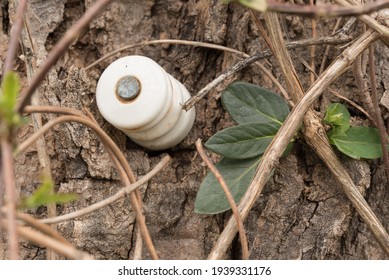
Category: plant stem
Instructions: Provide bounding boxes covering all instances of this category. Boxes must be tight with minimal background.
[85,36,352,72]
[0,0,28,261]
[16,0,113,113]
[208,28,384,260]
[0,141,18,259]
[39,155,171,224]
[15,225,93,260]
[16,112,159,259]
[181,32,351,111]
[369,44,389,179]
[267,0,389,17]
[1,0,27,80]
[195,139,249,260]
[335,0,389,47]
[353,53,376,123]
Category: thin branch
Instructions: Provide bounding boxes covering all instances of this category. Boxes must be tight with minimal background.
[249,11,292,104]
[24,106,157,258]
[15,212,70,245]
[353,53,376,122]
[40,155,171,224]
[21,31,58,260]
[24,105,85,117]
[182,33,352,111]
[267,0,389,17]
[328,88,375,123]
[183,53,271,111]
[15,225,93,260]
[335,0,389,44]
[369,44,389,179]
[319,18,343,75]
[16,0,113,113]
[133,225,143,260]
[82,107,149,261]
[0,141,18,259]
[2,0,27,77]
[208,29,387,259]
[85,36,352,72]
[195,139,249,260]
[249,10,275,55]
[0,0,28,261]
[1,214,93,259]
[16,112,159,259]
[84,39,249,71]
[309,0,317,84]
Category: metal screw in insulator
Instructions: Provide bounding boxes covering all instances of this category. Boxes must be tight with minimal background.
[116,75,141,101]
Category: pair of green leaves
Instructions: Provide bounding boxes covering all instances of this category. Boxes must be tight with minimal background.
[324,103,384,159]
[194,82,290,214]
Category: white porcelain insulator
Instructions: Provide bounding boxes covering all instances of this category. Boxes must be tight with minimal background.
[96,55,196,150]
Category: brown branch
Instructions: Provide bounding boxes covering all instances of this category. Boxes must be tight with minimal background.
[0,0,28,261]
[208,28,386,259]
[82,107,148,261]
[21,31,58,260]
[85,36,352,72]
[335,0,389,46]
[319,18,343,75]
[16,225,93,260]
[195,139,249,260]
[81,36,352,111]
[16,0,113,113]
[16,212,70,245]
[353,53,376,123]
[328,88,375,123]
[181,33,352,111]
[0,141,19,259]
[16,111,159,260]
[309,0,317,84]
[24,105,85,116]
[40,155,171,224]
[2,0,27,77]
[1,214,93,259]
[267,0,389,17]
[369,44,389,179]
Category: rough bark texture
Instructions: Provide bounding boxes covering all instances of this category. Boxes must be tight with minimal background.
[1,0,388,259]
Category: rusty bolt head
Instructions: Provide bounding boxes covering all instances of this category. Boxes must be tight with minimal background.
[116,75,141,101]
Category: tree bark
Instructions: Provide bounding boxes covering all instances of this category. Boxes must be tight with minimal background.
[1,0,388,259]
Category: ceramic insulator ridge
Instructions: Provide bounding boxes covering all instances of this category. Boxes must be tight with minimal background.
[96,55,196,150]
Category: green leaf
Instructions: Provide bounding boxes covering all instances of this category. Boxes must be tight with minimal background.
[222,82,289,127]
[330,126,383,159]
[194,157,261,214]
[0,72,20,110]
[327,126,347,139]
[324,103,350,132]
[205,122,278,159]
[20,177,78,209]
[0,72,23,130]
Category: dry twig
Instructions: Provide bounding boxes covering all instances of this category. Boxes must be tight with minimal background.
[40,155,171,224]
[16,110,159,260]
[369,44,389,179]
[208,27,387,259]
[195,139,249,260]
[268,0,389,17]
[16,0,113,112]
[0,0,28,259]
[16,226,93,260]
